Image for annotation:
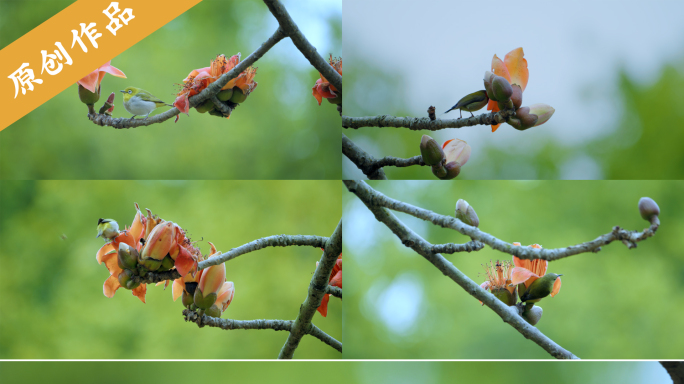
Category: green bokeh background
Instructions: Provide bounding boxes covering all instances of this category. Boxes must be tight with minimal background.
[0,0,342,180]
[0,180,341,359]
[343,180,684,359]
[0,361,672,384]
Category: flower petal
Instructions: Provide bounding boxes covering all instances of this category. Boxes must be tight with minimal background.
[491,54,511,83]
[504,48,528,91]
[317,294,330,317]
[174,94,190,115]
[175,246,197,278]
[96,242,115,264]
[132,284,147,303]
[510,266,538,285]
[172,279,184,302]
[98,61,127,79]
[103,274,121,298]
[550,276,562,297]
[78,71,99,93]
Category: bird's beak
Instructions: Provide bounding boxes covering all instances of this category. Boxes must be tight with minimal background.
[557,274,564,277]
[120,90,125,93]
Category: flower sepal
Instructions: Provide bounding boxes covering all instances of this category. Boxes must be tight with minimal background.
[118,269,140,290]
[193,289,217,310]
[117,242,139,270]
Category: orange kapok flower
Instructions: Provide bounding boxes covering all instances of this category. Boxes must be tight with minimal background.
[317,254,342,317]
[480,260,516,306]
[486,48,528,132]
[173,53,257,117]
[96,203,147,303]
[78,61,127,93]
[510,243,561,300]
[312,55,342,106]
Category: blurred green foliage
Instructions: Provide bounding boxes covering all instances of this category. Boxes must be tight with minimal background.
[0,0,342,179]
[0,361,671,383]
[343,180,684,358]
[343,57,684,180]
[0,180,341,359]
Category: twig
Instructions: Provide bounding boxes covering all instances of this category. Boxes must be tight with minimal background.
[88,28,286,128]
[432,240,485,254]
[342,133,387,180]
[133,234,329,285]
[342,110,514,130]
[307,323,342,352]
[279,220,343,359]
[325,285,342,299]
[349,180,658,261]
[345,180,579,359]
[263,0,342,93]
[183,309,293,331]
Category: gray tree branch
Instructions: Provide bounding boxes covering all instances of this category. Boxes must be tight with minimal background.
[345,180,578,359]
[262,0,342,93]
[342,110,514,131]
[432,240,485,254]
[342,133,387,180]
[325,285,342,299]
[88,28,286,129]
[133,234,328,285]
[279,219,343,359]
[348,180,658,261]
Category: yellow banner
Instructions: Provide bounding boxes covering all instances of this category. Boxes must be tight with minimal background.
[0,0,202,131]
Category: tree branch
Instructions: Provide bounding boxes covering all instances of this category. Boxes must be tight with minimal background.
[133,234,329,285]
[183,309,293,331]
[342,110,514,130]
[279,219,343,359]
[344,180,578,359]
[263,0,342,93]
[342,133,387,180]
[348,180,658,261]
[432,240,485,254]
[325,285,342,299]
[88,27,286,129]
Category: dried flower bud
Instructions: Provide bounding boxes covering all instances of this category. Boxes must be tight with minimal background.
[638,197,660,225]
[522,305,543,325]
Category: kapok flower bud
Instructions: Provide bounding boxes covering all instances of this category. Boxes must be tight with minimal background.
[195,263,226,309]
[118,269,140,290]
[483,71,495,100]
[455,199,479,227]
[528,103,555,126]
[195,99,215,114]
[638,197,660,224]
[441,161,461,180]
[217,88,234,102]
[522,305,543,325]
[229,87,248,104]
[511,85,523,110]
[491,287,517,306]
[78,83,100,105]
[431,164,447,178]
[141,221,175,261]
[491,75,513,102]
[443,139,471,167]
[205,304,222,317]
[117,243,139,270]
[420,135,445,166]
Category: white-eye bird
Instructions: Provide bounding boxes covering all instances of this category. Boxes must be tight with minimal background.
[96,218,120,241]
[120,87,173,119]
[444,90,489,118]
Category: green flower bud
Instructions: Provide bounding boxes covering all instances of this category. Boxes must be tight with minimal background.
[638,197,660,225]
[78,83,100,105]
[217,88,234,101]
[326,92,342,105]
[491,75,513,102]
[522,305,543,326]
[117,243,139,270]
[118,269,140,290]
[158,255,176,272]
[205,304,222,318]
[194,288,218,310]
[182,290,194,308]
[484,71,496,101]
[195,99,215,113]
[455,199,479,227]
[420,135,445,166]
[139,257,162,272]
[492,287,517,306]
[431,164,447,178]
[229,87,248,103]
[439,161,461,180]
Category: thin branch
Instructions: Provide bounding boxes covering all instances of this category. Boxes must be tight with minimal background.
[307,323,342,352]
[432,240,485,254]
[342,133,387,180]
[183,309,293,331]
[133,234,328,284]
[263,0,342,93]
[345,180,578,359]
[342,110,514,130]
[349,180,658,261]
[209,95,234,116]
[279,219,343,359]
[88,27,286,129]
[325,285,342,299]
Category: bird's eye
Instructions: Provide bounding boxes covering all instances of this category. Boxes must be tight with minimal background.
[128,90,132,94]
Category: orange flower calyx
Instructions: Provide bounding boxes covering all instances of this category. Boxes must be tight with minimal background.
[312,55,342,106]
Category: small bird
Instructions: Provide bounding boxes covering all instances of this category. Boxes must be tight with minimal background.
[121,87,173,119]
[444,90,489,118]
[520,273,563,304]
[96,218,120,241]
